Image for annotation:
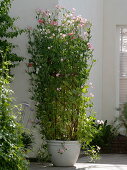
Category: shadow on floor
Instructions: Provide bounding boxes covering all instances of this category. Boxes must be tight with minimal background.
[30,154,127,170]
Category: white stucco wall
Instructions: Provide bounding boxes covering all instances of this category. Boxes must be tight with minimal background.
[103,0,127,122]
[10,0,58,101]
[10,0,58,158]
[59,0,104,119]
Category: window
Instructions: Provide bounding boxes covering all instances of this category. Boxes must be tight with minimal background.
[119,27,127,104]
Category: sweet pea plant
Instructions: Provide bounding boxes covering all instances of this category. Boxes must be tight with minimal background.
[0,0,24,69]
[0,52,28,169]
[27,6,99,160]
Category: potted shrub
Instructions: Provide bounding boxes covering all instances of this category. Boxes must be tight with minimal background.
[27,6,98,166]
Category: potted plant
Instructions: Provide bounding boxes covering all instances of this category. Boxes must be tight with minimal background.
[27,6,98,166]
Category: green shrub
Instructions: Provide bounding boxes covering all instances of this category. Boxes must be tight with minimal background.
[120,103,127,132]
[0,53,28,170]
[0,0,23,68]
[115,102,127,135]
[91,120,116,148]
[22,131,33,151]
[0,1,28,169]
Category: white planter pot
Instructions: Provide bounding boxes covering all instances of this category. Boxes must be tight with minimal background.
[47,140,81,167]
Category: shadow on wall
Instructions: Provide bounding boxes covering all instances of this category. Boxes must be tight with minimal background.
[20,102,42,158]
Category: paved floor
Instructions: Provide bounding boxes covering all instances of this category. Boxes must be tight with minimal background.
[30,154,127,170]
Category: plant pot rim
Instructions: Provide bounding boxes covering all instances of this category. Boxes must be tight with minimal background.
[47,140,81,144]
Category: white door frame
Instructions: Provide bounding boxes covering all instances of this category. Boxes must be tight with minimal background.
[115,26,121,117]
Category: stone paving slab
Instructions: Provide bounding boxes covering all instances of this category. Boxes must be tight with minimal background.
[30,154,127,170]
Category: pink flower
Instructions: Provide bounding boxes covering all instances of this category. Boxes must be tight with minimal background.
[71,36,75,39]
[38,19,44,24]
[68,32,74,36]
[81,85,84,88]
[72,8,76,12]
[97,120,104,125]
[27,26,32,30]
[84,32,88,37]
[50,21,58,26]
[79,24,84,27]
[89,82,93,88]
[44,10,50,16]
[90,93,94,97]
[27,63,33,67]
[72,16,76,20]
[58,149,65,154]
[57,88,62,91]
[55,5,62,9]
[42,10,49,16]
[36,8,42,14]
[62,34,66,38]
[56,4,60,8]
[87,42,93,49]
[56,73,60,77]
[81,18,87,25]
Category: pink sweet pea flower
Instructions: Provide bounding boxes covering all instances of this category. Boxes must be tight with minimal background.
[55,5,63,9]
[89,82,93,86]
[38,19,44,24]
[90,93,94,97]
[61,58,64,62]
[84,32,88,37]
[89,82,94,88]
[97,120,104,125]
[72,8,76,12]
[62,34,66,38]
[50,21,58,26]
[81,85,84,88]
[44,10,50,16]
[36,8,42,14]
[58,149,65,154]
[87,42,93,49]
[56,73,60,77]
[71,36,75,39]
[79,24,84,27]
[56,88,62,91]
[27,26,32,30]
[68,32,74,36]
[27,63,33,67]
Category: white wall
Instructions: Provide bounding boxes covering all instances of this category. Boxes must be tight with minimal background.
[10,0,58,102]
[59,0,104,119]
[10,0,58,158]
[103,0,127,122]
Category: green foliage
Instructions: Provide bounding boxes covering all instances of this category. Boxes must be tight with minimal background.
[22,131,33,152]
[84,145,100,162]
[91,120,116,148]
[116,103,127,135]
[27,7,98,160]
[0,1,28,168]
[0,0,24,68]
[123,103,127,120]
[37,142,51,162]
[0,53,28,169]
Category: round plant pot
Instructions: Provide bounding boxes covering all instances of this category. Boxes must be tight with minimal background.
[47,140,81,167]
